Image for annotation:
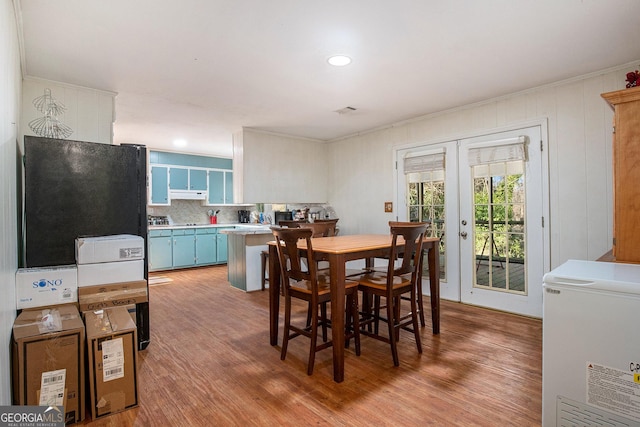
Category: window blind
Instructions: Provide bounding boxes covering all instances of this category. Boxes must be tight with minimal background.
[467,136,527,166]
[403,150,445,174]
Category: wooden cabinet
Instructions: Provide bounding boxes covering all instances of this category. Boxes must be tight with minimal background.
[207,170,233,205]
[601,86,640,263]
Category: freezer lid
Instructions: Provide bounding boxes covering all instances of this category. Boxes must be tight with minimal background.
[543,259,640,295]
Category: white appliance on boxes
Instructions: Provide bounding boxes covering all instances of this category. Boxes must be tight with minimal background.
[542,259,640,427]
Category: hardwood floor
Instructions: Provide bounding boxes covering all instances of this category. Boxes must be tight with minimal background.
[78,265,542,426]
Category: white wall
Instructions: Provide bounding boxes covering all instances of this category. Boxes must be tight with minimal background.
[242,129,329,204]
[0,0,21,405]
[20,76,116,149]
[328,65,634,270]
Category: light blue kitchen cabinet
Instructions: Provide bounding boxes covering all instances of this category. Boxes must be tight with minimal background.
[149,229,172,271]
[224,172,233,204]
[208,171,224,204]
[190,169,208,191]
[207,170,233,205]
[172,229,196,267]
[148,226,232,271]
[195,228,217,265]
[216,229,231,262]
[169,167,189,190]
[154,151,232,170]
[150,166,169,205]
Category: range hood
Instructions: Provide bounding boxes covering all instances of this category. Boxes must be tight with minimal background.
[169,190,207,200]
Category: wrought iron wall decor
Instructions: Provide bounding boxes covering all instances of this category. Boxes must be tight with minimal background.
[28,88,73,139]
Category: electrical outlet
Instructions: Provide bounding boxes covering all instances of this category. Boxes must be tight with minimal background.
[384,202,393,213]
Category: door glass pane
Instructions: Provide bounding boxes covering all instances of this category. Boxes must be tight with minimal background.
[472,160,526,294]
[407,171,446,281]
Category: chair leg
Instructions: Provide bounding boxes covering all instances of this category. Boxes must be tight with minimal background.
[387,296,400,367]
[307,300,319,375]
[374,295,381,335]
[417,288,426,327]
[280,294,292,361]
[361,290,374,332]
[351,293,361,356]
[410,288,423,353]
[260,251,268,291]
[320,302,328,342]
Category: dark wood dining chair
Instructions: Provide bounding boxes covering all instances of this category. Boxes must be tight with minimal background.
[313,218,339,235]
[278,220,307,228]
[355,221,428,366]
[297,222,337,237]
[271,227,361,375]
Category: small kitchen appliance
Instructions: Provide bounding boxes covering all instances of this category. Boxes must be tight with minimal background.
[238,210,251,223]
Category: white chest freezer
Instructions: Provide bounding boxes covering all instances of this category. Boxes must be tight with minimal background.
[542,259,640,427]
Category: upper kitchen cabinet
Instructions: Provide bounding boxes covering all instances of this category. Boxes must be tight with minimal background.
[150,166,169,205]
[169,167,189,190]
[190,169,208,191]
[148,150,234,206]
[207,170,233,205]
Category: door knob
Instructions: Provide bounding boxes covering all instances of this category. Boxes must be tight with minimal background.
[460,231,468,239]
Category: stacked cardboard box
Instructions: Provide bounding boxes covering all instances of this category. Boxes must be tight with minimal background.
[15,265,78,310]
[75,235,145,420]
[12,304,85,424]
[76,235,145,288]
[75,234,148,323]
[84,307,139,419]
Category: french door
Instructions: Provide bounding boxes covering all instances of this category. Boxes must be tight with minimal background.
[396,125,548,317]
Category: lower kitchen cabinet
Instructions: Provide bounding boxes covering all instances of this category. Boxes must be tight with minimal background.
[149,226,233,272]
[216,228,233,263]
[149,229,173,270]
[172,230,196,267]
[195,229,217,265]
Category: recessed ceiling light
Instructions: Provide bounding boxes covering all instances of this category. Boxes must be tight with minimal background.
[173,139,187,147]
[328,55,352,66]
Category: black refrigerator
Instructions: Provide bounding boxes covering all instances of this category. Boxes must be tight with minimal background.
[22,135,150,350]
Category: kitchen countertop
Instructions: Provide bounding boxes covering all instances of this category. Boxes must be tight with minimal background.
[219,224,273,235]
[149,223,274,233]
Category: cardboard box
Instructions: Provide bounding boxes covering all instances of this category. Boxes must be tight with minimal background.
[76,234,145,265]
[12,304,85,424]
[78,280,148,312]
[85,307,139,420]
[77,260,144,287]
[15,265,78,310]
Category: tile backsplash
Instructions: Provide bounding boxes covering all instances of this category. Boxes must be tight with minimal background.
[149,201,253,225]
[148,201,332,225]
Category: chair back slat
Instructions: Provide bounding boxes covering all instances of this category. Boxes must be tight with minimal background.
[271,227,316,285]
[297,222,337,237]
[387,222,429,280]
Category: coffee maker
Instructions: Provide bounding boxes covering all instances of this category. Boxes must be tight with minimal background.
[237,210,251,223]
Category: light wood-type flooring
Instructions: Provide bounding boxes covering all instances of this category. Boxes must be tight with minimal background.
[78,265,542,426]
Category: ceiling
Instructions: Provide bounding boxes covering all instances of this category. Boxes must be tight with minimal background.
[16,0,640,157]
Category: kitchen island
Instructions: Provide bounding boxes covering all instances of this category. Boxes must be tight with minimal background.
[220,225,273,292]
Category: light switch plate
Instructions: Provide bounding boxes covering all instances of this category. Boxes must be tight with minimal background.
[384,202,393,213]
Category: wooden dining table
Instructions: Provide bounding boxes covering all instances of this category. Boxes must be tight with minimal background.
[268,233,440,383]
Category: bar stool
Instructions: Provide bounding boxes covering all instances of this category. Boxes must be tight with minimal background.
[260,250,269,291]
